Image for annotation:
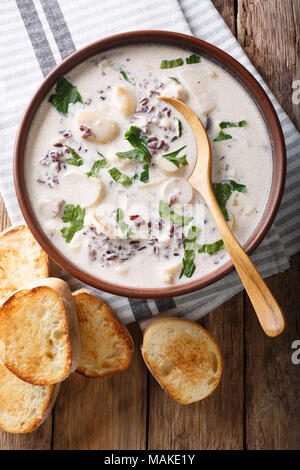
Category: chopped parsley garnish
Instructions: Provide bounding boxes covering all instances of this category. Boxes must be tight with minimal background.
[160,58,184,69]
[219,120,247,129]
[162,145,188,168]
[61,204,85,243]
[213,179,246,221]
[116,208,133,238]
[116,126,152,184]
[213,130,233,142]
[180,226,201,278]
[123,126,152,166]
[186,54,201,64]
[108,168,132,187]
[140,163,149,183]
[214,120,247,141]
[159,200,193,226]
[180,250,196,278]
[116,148,146,162]
[66,147,83,166]
[176,117,182,137]
[85,152,108,177]
[49,77,83,114]
[198,239,224,255]
[120,70,131,82]
[182,225,202,251]
[168,76,181,84]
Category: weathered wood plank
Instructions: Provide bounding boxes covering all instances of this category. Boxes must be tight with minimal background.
[212,0,237,35]
[237,0,300,130]
[237,0,300,450]
[245,256,300,450]
[53,323,147,450]
[147,293,245,450]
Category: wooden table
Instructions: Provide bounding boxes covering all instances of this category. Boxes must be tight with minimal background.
[0,0,299,450]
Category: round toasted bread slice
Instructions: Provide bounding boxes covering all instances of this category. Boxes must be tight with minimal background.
[141,318,222,405]
[0,278,81,386]
[0,225,49,305]
[73,289,134,377]
[0,361,60,433]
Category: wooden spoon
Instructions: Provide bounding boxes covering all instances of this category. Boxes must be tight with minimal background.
[159,96,285,337]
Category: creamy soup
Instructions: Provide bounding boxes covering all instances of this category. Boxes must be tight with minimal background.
[24,44,272,288]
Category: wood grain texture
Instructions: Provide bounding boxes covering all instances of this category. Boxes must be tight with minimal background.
[52,324,147,450]
[147,294,245,450]
[212,0,236,35]
[245,256,300,450]
[237,0,300,130]
[236,0,300,450]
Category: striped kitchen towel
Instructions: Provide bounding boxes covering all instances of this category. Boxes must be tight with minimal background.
[0,0,298,325]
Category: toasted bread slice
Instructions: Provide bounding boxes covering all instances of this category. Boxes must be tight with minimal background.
[0,278,81,386]
[0,225,49,305]
[141,318,222,404]
[73,289,134,377]
[0,361,60,433]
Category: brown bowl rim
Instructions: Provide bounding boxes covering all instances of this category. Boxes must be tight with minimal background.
[13,30,286,299]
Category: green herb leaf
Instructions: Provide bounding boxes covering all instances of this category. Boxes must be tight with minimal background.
[162,145,187,168]
[180,226,201,278]
[176,117,182,137]
[116,208,133,238]
[116,149,145,162]
[160,58,184,69]
[213,130,233,142]
[168,76,181,84]
[198,239,224,255]
[140,163,149,183]
[213,179,246,221]
[219,120,247,129]
[109,168,132,187]
[85,152,108,177]
[182,226,202,250]
[66,147,83,166]
[186,54,201,64]
[49,77,83,114]
[124,126,152,165]
[61,204,85,243]
[179,254,196,278]
[159,200,193,226]
[120,70,131,82]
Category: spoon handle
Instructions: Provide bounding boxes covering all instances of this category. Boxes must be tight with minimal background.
[199,184,285,337]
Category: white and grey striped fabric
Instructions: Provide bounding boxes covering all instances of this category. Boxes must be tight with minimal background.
[0,0,298,325]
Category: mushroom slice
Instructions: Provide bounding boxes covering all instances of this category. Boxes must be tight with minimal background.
[161,78,186,101]
[159,261,182,284]
[161,178,193,205]
[112,86,137,117]
[179,69,216,115]
[39,199,63,219]
[61,173,104,208]
[44,219,58,236]
[116,264,129,275]
[77,110,119,144]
